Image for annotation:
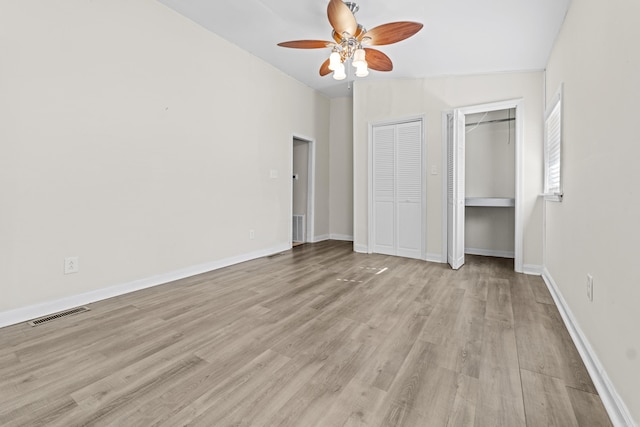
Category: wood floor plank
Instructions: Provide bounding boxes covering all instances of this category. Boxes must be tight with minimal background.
[566,385,614,427]
[309,378,387,427]
[264,340,376,427]
[355,301,428,391]
[484,278,514,323]
[527,274,556,305]
[378,340,459,427]
[511,274,597,394]
[520,368,579,427]
[446,374,479,427]
[474,318,525,427]
[207,356,325,427]
[0,241,612,426]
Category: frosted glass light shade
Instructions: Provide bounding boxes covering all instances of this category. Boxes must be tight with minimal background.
[333,62,346,80]
[352,48,366,67]
[328,51,341,71]
[355,63,369,77]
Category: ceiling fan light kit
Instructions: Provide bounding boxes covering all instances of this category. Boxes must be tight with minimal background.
[277,0,423,81]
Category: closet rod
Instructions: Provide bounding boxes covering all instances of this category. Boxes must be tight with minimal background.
[465,117,515,127]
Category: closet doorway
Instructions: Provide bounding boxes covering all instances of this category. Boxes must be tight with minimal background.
[369,117,426,260]
[446,99,523,272]
[291,136,315,247]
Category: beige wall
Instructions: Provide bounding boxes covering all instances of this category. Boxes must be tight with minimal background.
[544,0,640,422]
[353,73,544,265]
[329,97,354,239]
[0,0,330,314]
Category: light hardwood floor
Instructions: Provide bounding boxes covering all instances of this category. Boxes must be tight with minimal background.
[0,240,612,426]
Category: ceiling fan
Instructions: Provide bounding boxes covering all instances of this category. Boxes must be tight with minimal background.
[277,0,423,80]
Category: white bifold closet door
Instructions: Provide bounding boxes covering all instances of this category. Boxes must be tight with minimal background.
[372,120,423,260]
[447,110,466,269]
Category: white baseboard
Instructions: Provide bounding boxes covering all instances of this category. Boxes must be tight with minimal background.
[522,264,543,276]
[542,268,636,427]
[310,234,330,243]
[465,247,514,258]
[0,243,290,329]
[353,244,369,254]
[426,253,446,263]
[329,234,354,241]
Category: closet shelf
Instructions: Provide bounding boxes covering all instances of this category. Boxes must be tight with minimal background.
[465,197,515,207]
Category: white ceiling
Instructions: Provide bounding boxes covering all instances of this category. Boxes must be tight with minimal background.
[157,0,571,98]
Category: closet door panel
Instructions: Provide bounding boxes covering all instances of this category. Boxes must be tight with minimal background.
[374,202,395,254]
[373,125,396,254]
[396,121,423,259]
[447,114,456,265]
[448,110,465,269]
[397,203,421,257]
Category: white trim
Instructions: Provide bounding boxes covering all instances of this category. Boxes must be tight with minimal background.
[329,234,354,241]
[311,234,330,243]
[353,244,369,253]
[426,253,445,263]
[522,264,543,276]
[542,268,637,427]
[0,243,290,329]
[441,111,451,265]
[464,248,514,259]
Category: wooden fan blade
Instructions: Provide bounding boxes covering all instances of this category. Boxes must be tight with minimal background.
[364,48,393,72]
[327,0,357,36]
[319,58,331,76]
[277,40,333,49]
[362,22,423,46]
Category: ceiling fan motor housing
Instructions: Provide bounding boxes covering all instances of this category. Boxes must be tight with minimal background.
[344,2,359,14]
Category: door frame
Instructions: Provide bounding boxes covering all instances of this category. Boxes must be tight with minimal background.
[290,134,315,246]
[442,99,524,272]
[367,115,427,260]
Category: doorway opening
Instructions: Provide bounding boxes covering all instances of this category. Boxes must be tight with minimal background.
[444,99,524,272]
[291,136,315,247]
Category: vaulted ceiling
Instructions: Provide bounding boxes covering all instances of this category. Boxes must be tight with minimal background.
[157,0,571,97]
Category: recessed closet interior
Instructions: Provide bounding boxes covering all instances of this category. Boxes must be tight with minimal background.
[464,108,516,258]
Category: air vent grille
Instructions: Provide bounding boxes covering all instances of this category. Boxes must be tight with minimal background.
[27,306,90,326]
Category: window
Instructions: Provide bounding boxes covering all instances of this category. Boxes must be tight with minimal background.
[544,84,563,201]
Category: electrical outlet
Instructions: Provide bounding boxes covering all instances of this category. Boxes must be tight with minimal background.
[249,229,255,240]
[586,274,593,302]
[64,256,79,274]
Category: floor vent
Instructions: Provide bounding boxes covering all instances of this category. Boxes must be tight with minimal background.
[27,306,90,327]
[292,214,305,243]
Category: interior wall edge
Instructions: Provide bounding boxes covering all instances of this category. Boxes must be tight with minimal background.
[542,267,637,427]
[353,244,369,254]
[0,242,290,330]
[522,264,543,276]
[329,234,354,241]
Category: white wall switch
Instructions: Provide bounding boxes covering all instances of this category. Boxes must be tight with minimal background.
[431,165,438,175]
[269,169,278,179]
[586,274,594,302]
[64,256,79,274]
[249,229,255,240]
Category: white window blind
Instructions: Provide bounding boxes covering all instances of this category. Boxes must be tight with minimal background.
[544,86,563,201]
